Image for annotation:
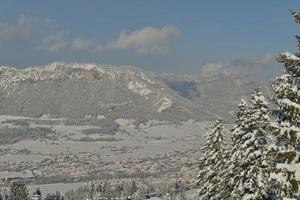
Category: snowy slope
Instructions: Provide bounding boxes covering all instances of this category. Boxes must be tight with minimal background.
[156,72,272,121]
[0,62,214,122]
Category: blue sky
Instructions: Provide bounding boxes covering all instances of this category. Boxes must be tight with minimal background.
[0,0,299,73]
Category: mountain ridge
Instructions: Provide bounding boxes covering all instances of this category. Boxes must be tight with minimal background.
[0,62,215,122]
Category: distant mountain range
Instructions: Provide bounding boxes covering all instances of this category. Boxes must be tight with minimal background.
[155,71,273,121]
[0,62,274,122]
[0,62,217,122]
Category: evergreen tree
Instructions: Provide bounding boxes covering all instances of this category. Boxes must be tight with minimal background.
[270,10,300,199]
[227,89,273,199]
[231,99,251,146]
[216,99,251,199]
[197,119,229,200]
[35,188,41,197]
[8,179,29,200]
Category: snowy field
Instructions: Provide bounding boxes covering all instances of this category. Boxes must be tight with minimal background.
[0,115,215,196]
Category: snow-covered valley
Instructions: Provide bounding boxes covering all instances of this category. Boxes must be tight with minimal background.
[0,115,215,197]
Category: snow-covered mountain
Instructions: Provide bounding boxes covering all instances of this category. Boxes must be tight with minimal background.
[155,72,272,121]
[0,62,214,122]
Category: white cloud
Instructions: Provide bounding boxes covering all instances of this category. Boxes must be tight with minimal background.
[0,14,32,41]
[38,25,180,55]
[39,31,68,52]
[107,26,180,54]
[71,37,93,51]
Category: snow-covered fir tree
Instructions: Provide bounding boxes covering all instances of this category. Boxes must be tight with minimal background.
[212,99,251,199]
[231,99,251,147]
[8,179,29,200]
[226,88,273,200]
[270,10,300,199]
[197,119,229,200]
[214,99,251,199]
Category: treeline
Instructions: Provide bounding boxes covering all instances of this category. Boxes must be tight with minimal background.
[0,178,188,200]
[63,179,187,200]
